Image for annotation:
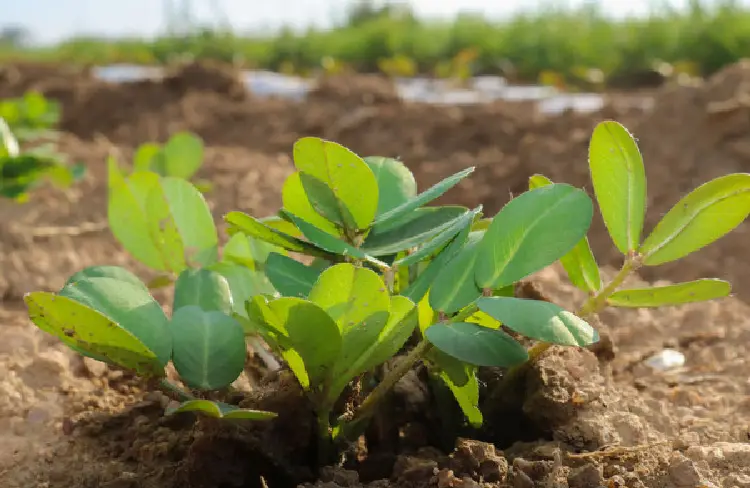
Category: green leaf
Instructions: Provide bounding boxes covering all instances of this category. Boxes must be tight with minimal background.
[25,292,163,376]
[222,232,285,272]
[429,232,483,314]
[260,215,304,238]
[475,183,593,289]
[425,322,528,367]
[436,364,482,427]
[528,174,601,293]
[477,296,598,346]
[59,276,172,366]
[208,262,275,317]
[308,263,391,332]
[588,120,647,254]
[160,131,204,180]
[265,252,322,298]
[263,297,342,389]
[394,206,481,267]
[169,306,246,390]
[133,142,161,172]
[363,156,417,216]
[173,268,233,314]
[156,177,218,268]
[293,137,379,230]
[165,399,277,420]
[224,211,331,258]
[282,171,340,236]
[372,166,475,233]
[283,212,388,268]
[639,173,750,266]
[607,279,731,307]
[402,226,472,303]
[328,295,417,401]
[363,206,467,256]
[107,159,168,270]
[64,265,148,291]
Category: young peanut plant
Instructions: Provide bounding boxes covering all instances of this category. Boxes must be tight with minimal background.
[0,91,85,200]
[23,121,750,466]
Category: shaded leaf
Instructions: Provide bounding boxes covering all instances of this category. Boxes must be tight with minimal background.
[165,399,277,420]
[169,306,246,390]
[425,322,528,367]
[265,252,322,298]
[429,232,484,314]
[173,268,233,314]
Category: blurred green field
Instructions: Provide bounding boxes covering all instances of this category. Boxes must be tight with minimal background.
[2,0,749,86]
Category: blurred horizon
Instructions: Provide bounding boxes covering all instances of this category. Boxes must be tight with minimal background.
[4,0,748,45]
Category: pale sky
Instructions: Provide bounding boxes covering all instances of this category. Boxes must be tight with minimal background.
[1,0,745,44]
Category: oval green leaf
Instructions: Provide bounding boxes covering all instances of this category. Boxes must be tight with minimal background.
[265,252,322,298]
[265,297,342,389]
[429,232,483,314]
[364,156,417,216]
[25,292,163,376]
[169,306,246,390]
[639,173,750,266]
[477,296,598,346]
[165,399,277,420]
[372,166,475,233]
[64,265,148,291]
[425,322,529,367]
[293,137,379,230]
[475,183,593,289]
[59,276,172,366]
[607,279,731,308]
[133,142,161,172]
[282,171,340,236]
[588,120,647,254]
[161,131,204,180]
[173,268,233,314]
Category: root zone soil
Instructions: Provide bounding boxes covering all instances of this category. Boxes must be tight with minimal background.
[2,61,750,488]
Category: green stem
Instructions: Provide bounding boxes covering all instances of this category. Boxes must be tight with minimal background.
[335,303,480,441]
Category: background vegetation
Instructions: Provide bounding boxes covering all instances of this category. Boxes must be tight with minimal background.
[1,0,749,84]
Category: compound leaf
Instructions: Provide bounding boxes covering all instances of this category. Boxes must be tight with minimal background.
[169,306,246,390]
[173,268,233,314]
[25,292,163,377]
[477,296,598,346]
[475,183,593,289]
[588,120,647,254]
[608,279,731,307]
[639,173,750,266]
[364,156,417,216]
[165,399,277,420]
[425,321,528,367]
[293,137,379,231]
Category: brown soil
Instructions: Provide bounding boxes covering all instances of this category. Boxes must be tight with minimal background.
[2,60,750,488]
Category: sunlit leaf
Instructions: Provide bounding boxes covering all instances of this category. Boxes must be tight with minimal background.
[165,399,277,420]
[607,279,731,307]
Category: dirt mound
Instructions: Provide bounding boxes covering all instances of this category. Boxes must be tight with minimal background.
[163,60,249,100]
[308,73,400,106]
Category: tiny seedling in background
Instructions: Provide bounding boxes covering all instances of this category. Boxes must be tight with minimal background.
[22,122,750,467]
[129,131,213,192]
[0,91,85,201]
